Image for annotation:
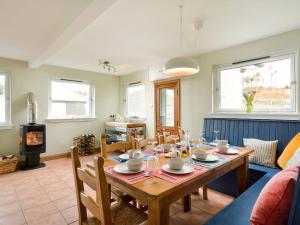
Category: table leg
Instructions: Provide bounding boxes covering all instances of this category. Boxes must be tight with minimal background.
[237,156,249,195]
[182,194,191,212]
[203,185,208,200]
[148,199,169,225]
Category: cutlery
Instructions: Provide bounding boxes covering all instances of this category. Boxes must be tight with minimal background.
[158,171,178,180]
[128,171,152,181]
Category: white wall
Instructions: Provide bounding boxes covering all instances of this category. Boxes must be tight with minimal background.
[120,28,300,139]
[0,58,119,156]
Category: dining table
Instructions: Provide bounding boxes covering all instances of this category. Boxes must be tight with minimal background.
[87,146,253,225]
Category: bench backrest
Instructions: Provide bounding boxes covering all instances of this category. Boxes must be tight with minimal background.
[203,118,300,159]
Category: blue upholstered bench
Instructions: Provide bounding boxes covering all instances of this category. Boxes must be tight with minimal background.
[206,170,300,225]
[203,118,300,225]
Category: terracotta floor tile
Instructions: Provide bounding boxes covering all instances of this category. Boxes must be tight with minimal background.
[16,187,46,201]
[0,202,21,217]
[61,206,78,224]
[53,194,77,211]
[69,221,79,225]
[0,193,18,205]
[0,211,26,225]
[23,202,59,222]
[27,212,67,225]
[47,187,74,201]
[20,193,51,210]
[42,181,70,193]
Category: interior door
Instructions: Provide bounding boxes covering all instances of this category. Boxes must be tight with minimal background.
[155,80,180,136]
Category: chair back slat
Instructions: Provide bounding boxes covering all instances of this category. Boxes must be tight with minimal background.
[80,193,102,219]
[77,168,97,191]
[100,133,133,158]
[71,146,112,225]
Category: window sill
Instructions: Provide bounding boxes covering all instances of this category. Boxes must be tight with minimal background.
[208,112,300,120]
[0,124,14,130]
[45,117,97,123]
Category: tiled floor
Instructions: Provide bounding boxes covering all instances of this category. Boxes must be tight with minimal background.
[0,155,233,225]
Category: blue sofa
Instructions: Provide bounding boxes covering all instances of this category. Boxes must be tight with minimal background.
[203,118,300,225]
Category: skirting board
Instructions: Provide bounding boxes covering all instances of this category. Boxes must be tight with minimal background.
[41,147,100,161]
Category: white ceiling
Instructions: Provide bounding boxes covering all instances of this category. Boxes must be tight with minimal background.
[1,0,300,75]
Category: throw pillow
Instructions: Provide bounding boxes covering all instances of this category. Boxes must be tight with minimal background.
[286,147,300,168]
[250,166,299,225]
[243,138,278,168]
[278,132,300,169]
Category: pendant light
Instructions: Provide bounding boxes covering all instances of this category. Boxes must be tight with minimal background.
[163,4,200,77]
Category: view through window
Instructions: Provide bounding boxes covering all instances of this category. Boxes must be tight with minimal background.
[216,54,295,112]
[127,84,145,118]
[0,74,6,123]
[49,79,93,118]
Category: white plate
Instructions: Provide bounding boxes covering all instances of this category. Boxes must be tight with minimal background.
[192,154,219,162]
[162,164,194,175]
[119,152,144,160]
[113,163,146,174]
[216,149,239,155]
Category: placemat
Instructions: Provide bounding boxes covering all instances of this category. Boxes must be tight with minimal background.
[104,166,152,184]
[153,165,208,184]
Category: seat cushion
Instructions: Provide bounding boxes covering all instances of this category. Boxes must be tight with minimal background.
[278,132,300,169]
[111,202,147,225]
[250,167,299,225]
[205,175,272,225]
[83,202,147,225]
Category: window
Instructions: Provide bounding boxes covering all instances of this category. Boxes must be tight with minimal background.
[215,53,296,113]
[49,79,94,119]
[126,83,145,118]
[0,72,10,126]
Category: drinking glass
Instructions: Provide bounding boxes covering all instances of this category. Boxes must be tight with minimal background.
[213,130,220,143]
[146,156,159,173]
[135,135,144,151]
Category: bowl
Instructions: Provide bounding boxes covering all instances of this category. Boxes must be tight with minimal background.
[168,158,184,170]
[127,158,143,171]
[217,145,229,153]
[194,149,208,160]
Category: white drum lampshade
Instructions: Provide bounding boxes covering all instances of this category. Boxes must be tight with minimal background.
[163,57,200,76]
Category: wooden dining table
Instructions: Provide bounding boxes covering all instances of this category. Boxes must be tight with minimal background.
[88,147,253,225]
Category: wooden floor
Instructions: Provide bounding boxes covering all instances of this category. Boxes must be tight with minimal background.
[0,155,233,225]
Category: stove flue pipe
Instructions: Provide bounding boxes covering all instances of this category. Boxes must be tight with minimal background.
[27,92,37,124]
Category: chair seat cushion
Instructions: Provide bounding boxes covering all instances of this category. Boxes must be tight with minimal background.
[250,166,299,225]
[83,202,147,225]
[111,202,147,225]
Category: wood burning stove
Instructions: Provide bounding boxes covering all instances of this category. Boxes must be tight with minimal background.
[19,124,46,168]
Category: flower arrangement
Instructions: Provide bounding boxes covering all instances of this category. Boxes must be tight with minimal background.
[243,90,256,113]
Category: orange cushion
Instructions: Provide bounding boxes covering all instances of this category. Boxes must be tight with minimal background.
[278,132,300,169]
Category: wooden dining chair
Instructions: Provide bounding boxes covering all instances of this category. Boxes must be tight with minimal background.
[100,133,134,158]
[71,146,147,225]
[99,133,135,202]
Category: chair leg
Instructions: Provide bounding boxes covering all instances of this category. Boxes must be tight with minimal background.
[203,185,208,200]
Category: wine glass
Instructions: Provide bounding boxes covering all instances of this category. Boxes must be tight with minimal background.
[213,130,220,144]
[198,130,206,144]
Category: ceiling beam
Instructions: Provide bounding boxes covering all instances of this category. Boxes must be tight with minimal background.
[29,0,117,69]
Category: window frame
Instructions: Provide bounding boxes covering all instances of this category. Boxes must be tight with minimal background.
[48,78,95,120]
[125,82,146,119]
[0,72,11,127]
[214,52,297,113]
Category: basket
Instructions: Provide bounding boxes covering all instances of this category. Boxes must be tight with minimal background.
[0,156,19,175]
